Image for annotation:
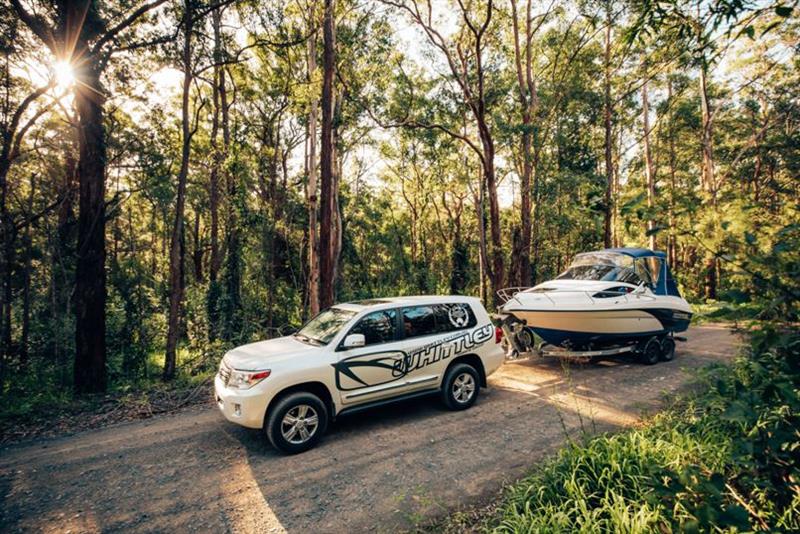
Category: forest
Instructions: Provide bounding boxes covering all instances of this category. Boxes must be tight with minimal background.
[0,0,797,401]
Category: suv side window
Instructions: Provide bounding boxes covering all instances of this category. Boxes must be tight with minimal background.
[402,306,437,339]
[349,309,397,346]
[432,303,477,333]
[402,304,477,339]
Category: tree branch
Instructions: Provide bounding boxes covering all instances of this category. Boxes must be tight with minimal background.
[92,0,170,54]
[10,0,57,53]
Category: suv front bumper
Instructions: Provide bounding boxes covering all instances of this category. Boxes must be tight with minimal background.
[214,374,269,429]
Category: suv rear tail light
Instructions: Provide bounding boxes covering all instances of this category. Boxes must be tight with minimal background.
[495,326,503,344]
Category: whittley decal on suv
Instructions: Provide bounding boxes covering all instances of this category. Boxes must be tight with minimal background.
[332,324,493,392]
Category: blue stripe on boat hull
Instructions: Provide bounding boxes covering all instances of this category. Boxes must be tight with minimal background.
[527,308,691,348]
[529,326,665,347]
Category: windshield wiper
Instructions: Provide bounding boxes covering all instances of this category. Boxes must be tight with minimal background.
[294,333,324,346]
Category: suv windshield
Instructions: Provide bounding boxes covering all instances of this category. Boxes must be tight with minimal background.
[556,252,643,285]
[295,307,357,345]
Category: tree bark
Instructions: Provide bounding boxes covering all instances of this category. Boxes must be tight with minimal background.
[603,2,613,248]
[20,173,33,367]
[306,10,320,317]
[164,0,194,380]
[209,8,222,284]
[642,79,656,250]
[667,78,677,269]
[318,0,336,310]
[470,1,503,303]
[73,60,108,393]
[510,0,535,287]
[699,60,717,299]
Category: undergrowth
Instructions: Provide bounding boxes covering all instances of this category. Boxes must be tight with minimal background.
[486,326,799,533]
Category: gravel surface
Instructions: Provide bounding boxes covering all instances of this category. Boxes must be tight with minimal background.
[0,326,738,533]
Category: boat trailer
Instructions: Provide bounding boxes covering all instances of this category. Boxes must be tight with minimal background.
[495,313,685,364]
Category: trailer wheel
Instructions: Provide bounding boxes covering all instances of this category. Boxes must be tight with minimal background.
[660,337,676,361]
[515,328,534,351]
[639,337,661,365]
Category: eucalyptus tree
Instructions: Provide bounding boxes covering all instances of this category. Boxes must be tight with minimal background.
[380,0,506,303]
[10,0,170,393]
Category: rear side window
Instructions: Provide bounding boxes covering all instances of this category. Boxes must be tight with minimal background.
[402,306,437,338]
[350,310,397,346]
[402,303,477,339]
[432,303,477,332]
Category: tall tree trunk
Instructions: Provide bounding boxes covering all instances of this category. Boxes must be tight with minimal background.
[209,8,222,284]
[192,213,203,281]
[470,2,503,304]
[603,3,614,248]
[481,137,503,302]
[642,80,656,250]
[699,61,717,299]
[667,78,678,269]
[0,151,12,371]
[475,181,489,306]
[20,173,33,367]
[318,0,336,310]
[73,60,108,393]
[306,12,320,317]
[164,0,194,380]
[510,0,535,287]
[331,93,344,292]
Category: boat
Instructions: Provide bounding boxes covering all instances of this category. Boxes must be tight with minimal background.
[498,248,692,358]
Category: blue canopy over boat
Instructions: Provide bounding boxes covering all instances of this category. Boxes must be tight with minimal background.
[598,248,680,297]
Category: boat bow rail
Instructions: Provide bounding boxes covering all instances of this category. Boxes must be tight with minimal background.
[496,287,532,305]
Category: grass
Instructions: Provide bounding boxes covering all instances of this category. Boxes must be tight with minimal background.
[691,300,764,324]
[439,325,800,533]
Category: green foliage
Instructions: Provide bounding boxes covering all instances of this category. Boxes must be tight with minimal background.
[0,0,798,403]
[488,327,800,533]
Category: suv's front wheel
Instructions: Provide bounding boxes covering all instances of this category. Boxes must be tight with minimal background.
[441,363,480,410]
[265,392,329,454]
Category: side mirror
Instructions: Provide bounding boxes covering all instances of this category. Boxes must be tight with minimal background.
[342,333,365,349]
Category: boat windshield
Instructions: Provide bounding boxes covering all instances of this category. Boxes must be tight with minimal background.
[557,252,660,286]
[294,307,357,345]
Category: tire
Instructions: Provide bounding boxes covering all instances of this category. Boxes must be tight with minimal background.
[660,337,676,361]
[515,328,534,352]
[265,391,328,454]
[639,337,662,365]
[441,363,481,410]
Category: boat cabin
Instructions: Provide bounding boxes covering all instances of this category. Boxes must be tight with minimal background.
[556,248,682,297]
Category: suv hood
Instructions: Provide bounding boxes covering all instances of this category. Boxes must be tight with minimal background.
[223,336,319,370]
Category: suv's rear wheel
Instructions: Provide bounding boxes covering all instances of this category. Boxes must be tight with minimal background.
[441,363,480,410]
[265,392,328,454]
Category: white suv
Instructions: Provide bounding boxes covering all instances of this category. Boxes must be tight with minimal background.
[215,296,504,453]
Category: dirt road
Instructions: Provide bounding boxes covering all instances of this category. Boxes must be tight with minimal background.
[0,326,738,533]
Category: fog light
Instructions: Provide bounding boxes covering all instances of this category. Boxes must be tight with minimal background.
[234,403,241,416]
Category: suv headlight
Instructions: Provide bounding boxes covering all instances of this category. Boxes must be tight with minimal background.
[228,369,271,390]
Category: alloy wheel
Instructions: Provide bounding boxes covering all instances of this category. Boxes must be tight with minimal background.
[280,404,319,444]
[452,373,476,403]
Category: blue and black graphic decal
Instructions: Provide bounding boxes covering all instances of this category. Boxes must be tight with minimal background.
[332,324,493,392]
